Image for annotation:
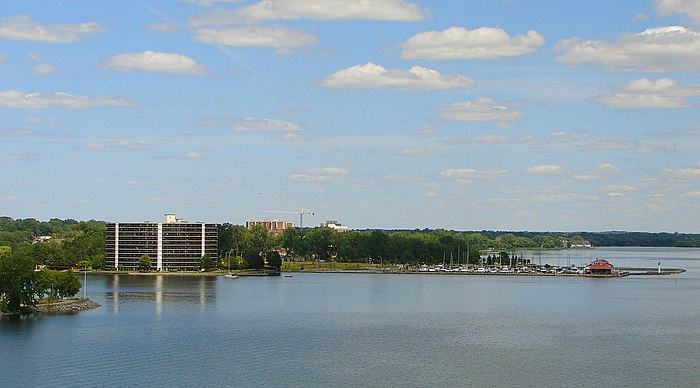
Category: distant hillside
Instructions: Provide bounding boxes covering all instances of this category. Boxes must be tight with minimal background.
[381,229,700,248]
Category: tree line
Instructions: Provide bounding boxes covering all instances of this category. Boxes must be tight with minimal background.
[1,217,700,271]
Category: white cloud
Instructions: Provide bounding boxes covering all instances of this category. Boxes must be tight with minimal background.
[496,122,516,129]
[580,139,636,151]
[600,184,637,192]
[289,166,349,182]
[400,27,544,60]
[185,151,202,159]
[528,165,564,174]
[682,191,700,198]
[531,194,573,203]
[282,133,303,141]
[0,90,136,109]
[288,174,332,182]
[659,128,700,135]
[440,134,538,146]
[102,51,207,75]
[190,0,426,26]
[633,13,651,22]
[0,127,69,139]
[320,62,474,91]
[576,163,617,180]
[664,167,700,177]
[233,117,302,132]
[84,140,149,151]
[0,15,106,43]
[655,0,700,25]
[416,125,439,135]
[471,135,509,144]
[573,174,601,181]
[195,27,317,52]
[597,78,700,108]
[556,26,700,72]
[27,52,42,62]
[595,163,618,172]
[440,168,511,184]
[25,117,60,125]
[32,64,56,75]
[440,98,523,122]
[638,140,675,153]
[400,148,429,157]
[308,167,349,175]
[549,131,592,143]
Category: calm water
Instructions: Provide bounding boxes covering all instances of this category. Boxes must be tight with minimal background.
[2,247,700,387]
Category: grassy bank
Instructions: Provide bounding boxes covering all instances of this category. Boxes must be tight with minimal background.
[281,261,384,271]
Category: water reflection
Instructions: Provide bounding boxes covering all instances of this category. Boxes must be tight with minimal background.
[155,275,162,315]
[105,275,217,314]
[112,274,120,313]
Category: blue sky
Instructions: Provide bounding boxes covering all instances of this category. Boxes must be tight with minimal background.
[2,0,700,232]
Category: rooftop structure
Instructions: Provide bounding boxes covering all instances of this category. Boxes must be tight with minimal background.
[321,220,351,232]
[586,258,615,275]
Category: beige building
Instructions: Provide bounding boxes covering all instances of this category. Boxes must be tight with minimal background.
[246,219,295,235]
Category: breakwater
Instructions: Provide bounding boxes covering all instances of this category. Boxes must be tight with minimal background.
[34,299,101,314]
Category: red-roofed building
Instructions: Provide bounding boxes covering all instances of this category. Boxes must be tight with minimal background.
[586,259,615,275]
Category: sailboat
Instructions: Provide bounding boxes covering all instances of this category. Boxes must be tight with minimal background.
[224,252,238,279]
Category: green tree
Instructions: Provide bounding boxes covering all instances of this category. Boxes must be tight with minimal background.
[247,225,272,258]
[138,254,152,272]
[266,250,282,270]
[55,270,81,299]
[91,253,105,270]
[364,230,388,261]
[280,227,308,258]
[199,253,216,271]
[0,248,37,312]
[305,227,336,261]
[36,268,59,301]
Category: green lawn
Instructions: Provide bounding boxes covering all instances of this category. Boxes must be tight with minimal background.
[281,261,383,271]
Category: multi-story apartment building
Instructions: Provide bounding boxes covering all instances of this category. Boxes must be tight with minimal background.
[105,214,218,271]
[245,219,294,235]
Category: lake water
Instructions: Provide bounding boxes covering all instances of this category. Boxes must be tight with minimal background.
[2,247,700,387]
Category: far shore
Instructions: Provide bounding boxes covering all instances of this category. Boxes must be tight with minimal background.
[81,267,686,277]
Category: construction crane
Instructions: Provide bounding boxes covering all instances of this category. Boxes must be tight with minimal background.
[262,208,314,228]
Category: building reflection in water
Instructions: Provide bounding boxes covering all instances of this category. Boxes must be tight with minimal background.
[155,275,163,315]
[108,274,217,313]
[111,275,120,313]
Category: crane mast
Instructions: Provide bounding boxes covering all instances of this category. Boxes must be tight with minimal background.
[261,208,314,228]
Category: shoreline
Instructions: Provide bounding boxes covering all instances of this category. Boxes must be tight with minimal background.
[85,270,280,277]
[82,267,686,278]
[1,299,101,316]
[285,268,686,277]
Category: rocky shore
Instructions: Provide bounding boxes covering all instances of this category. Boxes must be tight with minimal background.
[34,299,101,314]
[21,299,101,315]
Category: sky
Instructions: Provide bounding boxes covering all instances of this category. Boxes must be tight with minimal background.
[1,0,700,232]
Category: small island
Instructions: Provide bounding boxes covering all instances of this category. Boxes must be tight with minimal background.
[1,248,100,316]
